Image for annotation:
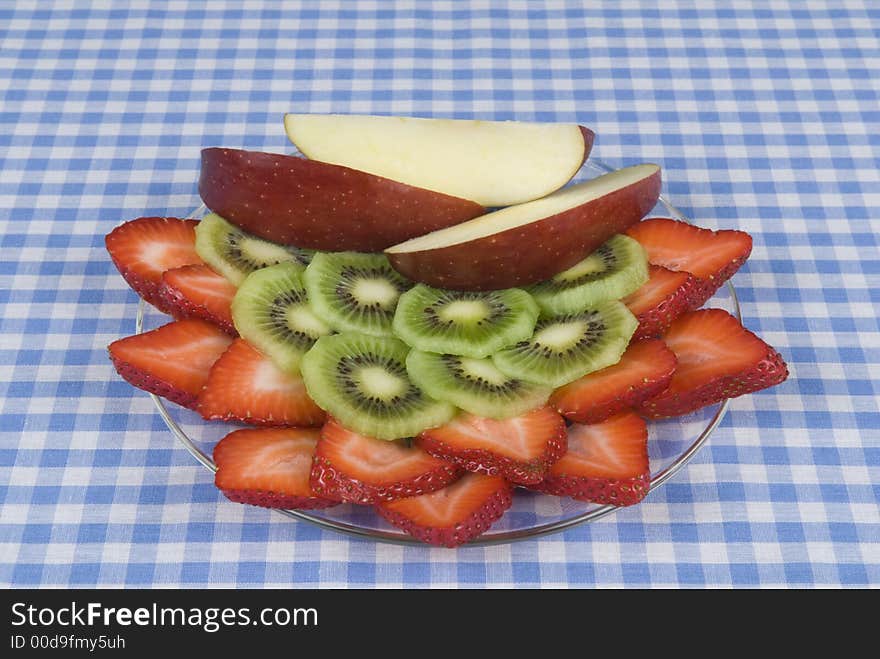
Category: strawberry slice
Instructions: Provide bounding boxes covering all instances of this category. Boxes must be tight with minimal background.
[623,265,699,340]
[626,218,752,308]
[108,318,233,409]
[310,418,460,504]
[638,308,788,418]
[550,339,677,424]
[105,216,204,313]
[376,473,513,547]
[161,264,237,335]
[198,339,326,427]
[530,412,650,506]
[214,427,339,510]
[416,407,567,485]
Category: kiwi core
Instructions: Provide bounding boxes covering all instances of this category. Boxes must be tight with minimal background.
[556,253,606,282]
[459,357,510,385]
[285,305,329,336]
[533,319,590,349]
[437,299,491,324]
[240,236,297,264]
[352,278,400,307]
[356,365,408,400]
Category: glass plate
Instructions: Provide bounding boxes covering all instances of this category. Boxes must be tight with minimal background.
[136,159,739,546]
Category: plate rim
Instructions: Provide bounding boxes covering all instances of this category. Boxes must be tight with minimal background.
[138,158,739,546]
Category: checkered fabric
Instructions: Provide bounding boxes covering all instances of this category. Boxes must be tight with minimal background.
[1,0,878,588]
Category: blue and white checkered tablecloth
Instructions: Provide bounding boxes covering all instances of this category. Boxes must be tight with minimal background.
[1,0,878,588]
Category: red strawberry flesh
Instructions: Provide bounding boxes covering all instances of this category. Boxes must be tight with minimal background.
[417,407,567,485]
[623,265,699,340]
[198,339,326,427]
[639,308,788,418]
[213,427,338,510]
[376,473,513,547]
[550,339,677,424]
[108,318,233,409]
[160,264,237,334]
[531,412,650,506]
[310,418,460,504]
[626,217,752,308]
[105,216,204,313]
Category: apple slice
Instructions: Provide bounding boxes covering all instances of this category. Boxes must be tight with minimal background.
[198,148,484,252]
[385,164,661,290]
[284,114,594,207]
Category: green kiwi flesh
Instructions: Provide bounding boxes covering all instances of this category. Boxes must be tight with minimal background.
[304,252,412,337]
[527,234,648,315]
[406,349,551,419]
[195,213,314,285]
[393,285,539,358]
[300,333,455,440]
[231,262,331,374]
[492,301,638,388]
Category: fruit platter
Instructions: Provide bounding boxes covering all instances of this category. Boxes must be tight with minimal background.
[106,115,788,547]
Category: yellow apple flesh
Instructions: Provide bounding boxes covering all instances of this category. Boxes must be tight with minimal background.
[284,114,594,207]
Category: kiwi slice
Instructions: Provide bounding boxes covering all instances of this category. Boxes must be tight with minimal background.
[195,213,313,285]
[231,262,331,374]
[300,333,455,440]
[527,235,648,315]
[392,285,539,358]
[492,301,638,388]
[304,252,412,337]
[406,350,551,419]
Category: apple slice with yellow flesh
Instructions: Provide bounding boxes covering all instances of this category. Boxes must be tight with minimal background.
[284,114,594,207]
[198,147,484,252]
[385,164,661,291]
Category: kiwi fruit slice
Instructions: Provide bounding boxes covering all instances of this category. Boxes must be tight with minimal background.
[406,350,551,419]
[195,213,314,285]
[392,285,539,358]
[492,301,638,388]
[527,235,648,315]
[300,333,455,440]
[231,262,331,374]
[304,252,412,337]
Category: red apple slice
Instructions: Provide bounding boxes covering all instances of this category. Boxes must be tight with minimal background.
[198,148,485,252]
[284,114,594,207]
[385,164,661,290]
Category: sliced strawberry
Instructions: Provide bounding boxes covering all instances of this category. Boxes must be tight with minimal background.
[161,264,237,334]
[198,339,325,427]
[214,427,339,510]
[623,265,699,340]
[638,308,788,418]
[105,216,204,313]
[108,318,233,409]
[626,218,752,308]
[416,407,567,485]
[530,412,650,506]
[310,418,460,504]
[550,339,677,424]
[376,473,513,547]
